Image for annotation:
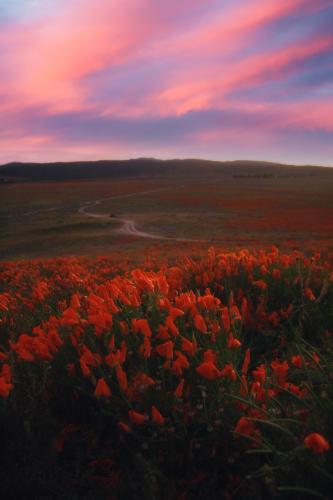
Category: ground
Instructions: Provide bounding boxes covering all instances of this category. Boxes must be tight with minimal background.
[1,170,333,261]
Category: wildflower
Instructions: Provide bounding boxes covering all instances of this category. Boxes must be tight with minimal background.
[61,307,80,326]
[172,351,190,376]
[151,405,165,425]
[168,306,184,320]
[241,348,251,375]
[198,293,220,311]
[94,378,112,398]
[166,315,179,336]
[286,383,308,398]
[174,378,184,398]
[157,324,170,340]
[203,349,217,364]
[271,359,289,386]
[140,336,152,359]
[181,337,197,356]
[128,410,147,425]
[268,311,279,326]
[118,421,131,433]
[221,307,231,332]
[196,361,220,380]
[227,334,241,349]
[220,363,237,381]
[70,294,81,309]
[252,364,266,383]
[156,340,174,360]
[0,377,13,398]
[80,359,91,377]
[230,305,241,323]
[131,269,155,292]
[304,287,316,301]
[312,352,320,364]
[132,318,152,337]
[80,345,101,368]
[291,355,303,368]
[304,433,330,454]
[253,280,267,291]
[234,417,261,442]
[115,365,128,391]
[194,314,208,334]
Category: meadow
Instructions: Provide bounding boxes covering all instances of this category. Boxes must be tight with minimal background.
[1,165,333,499]
[1,166,333,261]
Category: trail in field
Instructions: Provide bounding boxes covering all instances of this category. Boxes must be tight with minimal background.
[77,189,203,242]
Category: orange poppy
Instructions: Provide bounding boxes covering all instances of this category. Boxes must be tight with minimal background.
[196,361,220,380]
[151,405,165,425]
[174,378,184,398]
[304,433,330,453]
[194,314,208,334]
[128,409,147,425]
[156,341,174,360]
[94,378,112,398]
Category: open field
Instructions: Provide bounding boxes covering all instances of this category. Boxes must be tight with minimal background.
[1,163,333,498]
[1,164,333,261]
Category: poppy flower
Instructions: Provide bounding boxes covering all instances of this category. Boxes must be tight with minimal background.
[128,410,147,425]
[220,363,237,381]
[227,334,241,349]
[140,336,152,359]
[194,314,208,334]
[253,280,267,291]
[151,405,165,425]
[241,348,251,375]
[174,378,184,398]
[234,417,261,442]
[291,355,303,368]
[94,378,112,398]
[252,364,266,383]
[203,349,217,364]
[196,361,220,380]
[271,359,289,386]
[304,433,329,453]
[221,307,231,332]
[181,337,197,356]
[115,365,128,391]
[156,341,173,360]
[137,318,152,337]
[304,288,316,301]
[0,377,13,398]
[118,421,131,433]
[312,352,320,364]
[166,315,179,336]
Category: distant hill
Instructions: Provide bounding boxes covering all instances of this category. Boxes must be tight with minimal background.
[0,158,332,181]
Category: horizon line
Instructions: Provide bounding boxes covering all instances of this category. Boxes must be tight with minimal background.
[1,156,333,169]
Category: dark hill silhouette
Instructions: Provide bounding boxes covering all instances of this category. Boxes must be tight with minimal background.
[0,158,332,181]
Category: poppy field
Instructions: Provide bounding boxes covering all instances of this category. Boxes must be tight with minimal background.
[2,170,333,261]
[1,246,333,499]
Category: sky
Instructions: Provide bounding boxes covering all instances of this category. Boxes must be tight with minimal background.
[0,0,333,165]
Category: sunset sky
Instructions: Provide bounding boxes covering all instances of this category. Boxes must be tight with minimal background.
[1,0,333,165]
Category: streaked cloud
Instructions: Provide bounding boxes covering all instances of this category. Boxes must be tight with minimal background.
[1,0,332,165]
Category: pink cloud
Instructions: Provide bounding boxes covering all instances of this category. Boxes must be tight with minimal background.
[0,0,332,164]
[146,34,333,118]
[0,0,220,114]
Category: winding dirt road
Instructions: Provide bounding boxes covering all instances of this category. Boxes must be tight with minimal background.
[77,189,202,242]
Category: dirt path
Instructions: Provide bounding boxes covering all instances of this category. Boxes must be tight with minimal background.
[78,190,202,242]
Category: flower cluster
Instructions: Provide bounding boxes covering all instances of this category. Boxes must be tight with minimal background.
[0,247,332,498]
